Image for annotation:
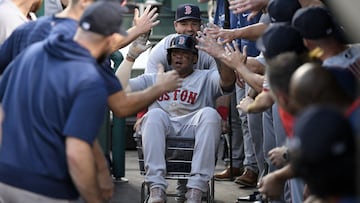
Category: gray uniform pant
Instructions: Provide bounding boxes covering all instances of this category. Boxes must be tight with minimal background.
[0,182,77,203]
[140,107,221,192]
[262,104,288,173]
[237,84,262,175]
[229,88,245,168]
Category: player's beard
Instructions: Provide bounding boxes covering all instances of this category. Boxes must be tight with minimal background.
[97,52,110,64]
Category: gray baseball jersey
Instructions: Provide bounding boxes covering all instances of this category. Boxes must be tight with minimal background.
[129,69,224,117]
[145,33,218,73]
[323,43,360,80]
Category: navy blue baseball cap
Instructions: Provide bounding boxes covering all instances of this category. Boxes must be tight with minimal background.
[290,106,356,197]
[175,4,201,22]
[267,0,301,23]
[79,1,127,36]
[256,23,307,59]
[293,106,355,163]
[167,34,198,54]
[292,6,338,39]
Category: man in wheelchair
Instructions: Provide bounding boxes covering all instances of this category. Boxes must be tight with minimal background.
[127,34,236,203]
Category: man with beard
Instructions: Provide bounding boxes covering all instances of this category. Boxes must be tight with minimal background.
[0,2,180,202]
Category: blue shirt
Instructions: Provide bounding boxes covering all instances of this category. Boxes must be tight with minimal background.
[213,0,261,57]
[0,34,108,199]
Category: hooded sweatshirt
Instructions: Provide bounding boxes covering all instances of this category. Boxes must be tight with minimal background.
[0,34,107,199]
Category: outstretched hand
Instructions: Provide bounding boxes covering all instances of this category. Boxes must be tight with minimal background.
[218,41,248,71]
[258,172,286,201]
[196,30,226,59]
[155,64,183,93]
[133,5,160,35]
[127,31,153,60]
[204,23,237,44]
[229,0,268,20]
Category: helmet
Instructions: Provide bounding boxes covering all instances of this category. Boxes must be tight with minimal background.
[167,34,198,65]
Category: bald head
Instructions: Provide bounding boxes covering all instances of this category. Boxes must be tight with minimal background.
[290,63,353,114]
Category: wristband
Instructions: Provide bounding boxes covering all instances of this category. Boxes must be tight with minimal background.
[217,106,229,120]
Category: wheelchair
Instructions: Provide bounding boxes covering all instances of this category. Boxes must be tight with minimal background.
[134,133,215,203]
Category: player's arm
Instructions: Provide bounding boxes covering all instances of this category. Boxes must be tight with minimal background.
[92,140,114,201]
[110,66,182,118]
[205,22,268,44]
[195,32,236,91]
[67,137,102,203]
[115,31,152,88]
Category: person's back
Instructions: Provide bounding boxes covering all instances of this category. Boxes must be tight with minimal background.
[0,34,107,198]
[0,2,127,202]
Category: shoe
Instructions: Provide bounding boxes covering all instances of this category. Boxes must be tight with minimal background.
[214,167,244,181]
[148,187,166,203]
[236,191,261,202]
[234,168,258,187]
[185,188,203,203]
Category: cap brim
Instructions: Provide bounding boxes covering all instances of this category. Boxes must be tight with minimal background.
[175,16,201,22]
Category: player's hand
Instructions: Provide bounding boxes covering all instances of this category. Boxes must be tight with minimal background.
[217,41,247,72]
[133,5,160,35]
[204,23,237,44]
[258,172,285,201]
[236,96,254,113]
[221,119,230,134]
[229,0,268,20]
[97,168,114,201]
[196,30,226,59]
[127,31,152,60]
[268,146,288,168]
[155,64,182,92]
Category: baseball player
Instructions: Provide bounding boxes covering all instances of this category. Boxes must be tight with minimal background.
[0,2,126,202]
[127,34,236,203]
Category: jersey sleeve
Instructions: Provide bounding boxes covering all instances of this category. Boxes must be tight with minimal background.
[128,74,155,92]
[99,58,123,95]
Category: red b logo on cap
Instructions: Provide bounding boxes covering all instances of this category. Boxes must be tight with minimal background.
[184,5,192,15]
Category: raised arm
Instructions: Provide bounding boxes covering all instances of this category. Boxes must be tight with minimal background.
[204,22,268,43]
[229,0,269,20]
[110,5,160,52]
[110,65,182,118]
[196,31,236,91]
[200,37,264,92]
[115,31,152,88]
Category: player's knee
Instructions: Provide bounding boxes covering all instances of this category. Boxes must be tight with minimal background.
[201,107,221,123]
[146,108,167,119]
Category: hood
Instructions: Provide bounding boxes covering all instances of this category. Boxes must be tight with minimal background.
[44,34,95,63]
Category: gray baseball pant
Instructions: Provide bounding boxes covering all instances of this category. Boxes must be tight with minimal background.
[141,107,221,192]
